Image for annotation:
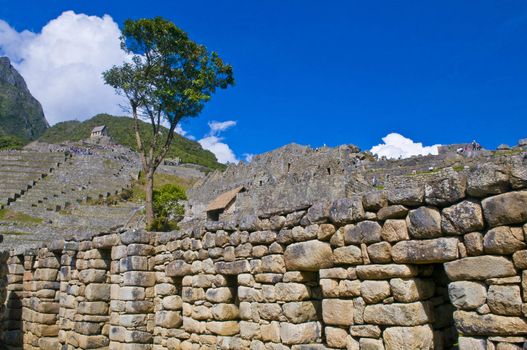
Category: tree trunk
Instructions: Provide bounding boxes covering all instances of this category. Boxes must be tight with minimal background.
[145,168,155,228]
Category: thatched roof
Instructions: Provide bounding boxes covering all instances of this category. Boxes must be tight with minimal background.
[206,186,245,212]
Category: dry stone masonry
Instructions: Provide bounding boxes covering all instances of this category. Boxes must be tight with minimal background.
[1,143,527,349]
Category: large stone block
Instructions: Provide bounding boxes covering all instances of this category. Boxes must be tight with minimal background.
[356,264,418,280]
[444,256,516,281]
[482,191,527,227]
[425,173,467,206]
[166,260,192,277]
[454,311,527,335]
[85,283,110,301]
[343,221,382,244]
[383,325,434,350]
[441,200,485,234]
[123,271,156,287]
[391,237,459,264]
[279,321,321,345]
[322,299,354,325]
[333,245,362,265]
[467,164,510,197]
[363,302,433,326]
[215,260,251,275]
[380,219,409,242]
[360,280,390,304]
[448,281,487,310]
[329,197,365,225]
[282,301,319,323]
[390,278,435,303]
[483,226,526,255]
[155,310,182,328]
[284,240,333,271]
[406,207,442,239]
[487,285,522,316]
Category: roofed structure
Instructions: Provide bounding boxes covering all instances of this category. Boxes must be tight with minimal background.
[206,186,245,221]
[90,125,108,138]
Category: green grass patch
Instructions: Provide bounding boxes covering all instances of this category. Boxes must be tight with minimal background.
[453,165,465,172]
[130,172,198,203]
[0,209,43,224]
[0,230,31,236]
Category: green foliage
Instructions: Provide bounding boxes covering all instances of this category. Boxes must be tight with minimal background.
[0,209,43,224]
[0,135,24,150]
[39,114,225,170]
[149,184,187,232]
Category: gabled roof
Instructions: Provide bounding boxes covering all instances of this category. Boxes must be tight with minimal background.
[206,186,245,212]
[91,125,106,133]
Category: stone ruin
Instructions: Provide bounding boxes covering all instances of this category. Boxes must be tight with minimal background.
[0,143,527,349]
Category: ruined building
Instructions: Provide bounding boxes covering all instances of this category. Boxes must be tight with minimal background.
[0,140,527,349]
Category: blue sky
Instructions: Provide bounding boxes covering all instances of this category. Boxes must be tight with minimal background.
[1,1,527,162]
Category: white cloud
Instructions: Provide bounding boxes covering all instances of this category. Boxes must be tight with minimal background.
[243,153,254,163]
[198,120,239,164]
[370,133,440,159]
[0,11,127,124]
[207,120,237,135]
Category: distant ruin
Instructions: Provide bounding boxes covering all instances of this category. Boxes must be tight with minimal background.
[0,138,526,349]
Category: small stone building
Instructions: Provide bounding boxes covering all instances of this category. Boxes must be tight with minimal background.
[90,125,108,138]
[206,186,246,221]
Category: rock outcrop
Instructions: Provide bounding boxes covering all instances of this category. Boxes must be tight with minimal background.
[0,56,49,142]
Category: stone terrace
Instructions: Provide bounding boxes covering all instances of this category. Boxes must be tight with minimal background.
[0,145,141,251]
[0,151,68,209]
[1,153,527,349]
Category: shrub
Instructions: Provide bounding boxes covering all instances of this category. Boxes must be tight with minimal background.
[149,184,187,232]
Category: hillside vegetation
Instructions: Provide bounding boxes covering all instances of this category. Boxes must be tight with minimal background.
[39,114,225,170]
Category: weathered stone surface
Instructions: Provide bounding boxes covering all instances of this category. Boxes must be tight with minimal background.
[512,250,527,269]
[215,260,251,275]
[377,205,408,221]
[482,191,527,227]
[284,240,333,271]
[166,260,192,277]
[483,226,526,255]
[155,310,182,328]
[425,173,467,206]
[322,299,354,325]
[326,326,354,348]
[457,337,487,350]
[367,241,392,263]
[390,278,435,303]
[207,321,240,336]
[454,311,527,335]
[360,280,390,304]
[487,285,522,316]
[333,245,362,265]
[380,219,409,242]
[279,322,321,345]
[383,325,434,350]
[356,264,418,280]
[282,301,318,323]
[467,164,510,197]
[363,302,433,326]
[387,184,424,206]
[349,325,381,338]
[448,281,487,310]
[406,207,441,239]
[275,283,311,301]
[464,232,484,256]
[392,237,459,264]
[363,191,387,211]
[329,197,365,225]
[359,338,385,350]
[441,200,484,234]
[444,256,516,281]
[343,221,382,244]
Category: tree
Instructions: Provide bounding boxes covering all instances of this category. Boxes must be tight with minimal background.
[103,17,234,228]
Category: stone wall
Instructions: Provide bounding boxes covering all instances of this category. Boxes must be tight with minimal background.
[2,167,527,349]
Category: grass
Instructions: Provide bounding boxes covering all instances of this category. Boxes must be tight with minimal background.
[0,230,31,236]
[0,209,43,224]
[452,165,465,172]
[130,172,196,203]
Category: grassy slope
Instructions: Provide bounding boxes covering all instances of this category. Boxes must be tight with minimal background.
[39,114,225,170]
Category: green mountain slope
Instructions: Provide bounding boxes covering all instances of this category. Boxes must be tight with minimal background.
[39,114,225,170]
[0,57,49,143]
